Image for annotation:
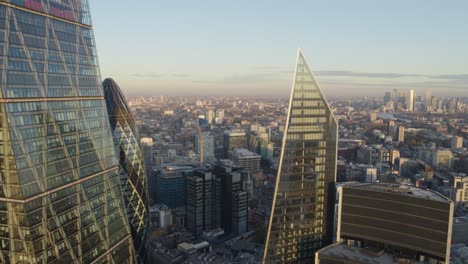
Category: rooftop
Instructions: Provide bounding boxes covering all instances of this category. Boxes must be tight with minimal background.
[224,130,246,136]
[229,148,261,159]
[343,182,451,203]
[318,243,396,264]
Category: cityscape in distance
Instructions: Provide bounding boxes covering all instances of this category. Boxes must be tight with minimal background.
[0,1,467,264]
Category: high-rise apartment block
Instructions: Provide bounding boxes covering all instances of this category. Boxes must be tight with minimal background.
[264,50,338,263]
[0,1,135,262]
[103,78,149,263]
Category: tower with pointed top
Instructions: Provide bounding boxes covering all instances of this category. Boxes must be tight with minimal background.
[103,78,150,263]
[0,1,135,263]
[264,50,338,263]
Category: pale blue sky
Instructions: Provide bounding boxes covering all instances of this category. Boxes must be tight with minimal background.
[90,0,468,97]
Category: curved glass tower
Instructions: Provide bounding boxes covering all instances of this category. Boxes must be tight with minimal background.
[264,50,338,263]
[0,1,135,263]
[103,78,149,263]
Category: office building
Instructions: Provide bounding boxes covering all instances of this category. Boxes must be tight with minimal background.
[228,148,261,173]
[205,109,214,125]
[455,175,468,208]
[387,120,396,138]
[383,92,391,103]
[0,1,135,263]
[432,148,454,170]
[195,132,215,163]
[186,170,213,236]
[321,183,454,264]
[406,89,415,111]
[223,129,247,157]
[452,136,463,150]
[103,78,149,263]
[154,165,193,209]
[397,126,405,142]
[264,50,338,263]
[213,164,248,235]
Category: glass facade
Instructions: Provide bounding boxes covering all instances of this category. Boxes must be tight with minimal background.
[103,78,149,264]
[264,50,338,263]
[0,1,135,263]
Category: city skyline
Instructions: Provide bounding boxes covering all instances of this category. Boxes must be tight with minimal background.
[91,0,467,97]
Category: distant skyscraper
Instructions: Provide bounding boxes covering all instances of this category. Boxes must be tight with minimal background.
[397,126,405,142]
[0,1,135,263]
[195,132,215,163]
[103,78,149,263]
[406,89,415,111]
[264,50,338,263]
[205,109,215,125]
[425,88,432,110]
[383,91,391,103]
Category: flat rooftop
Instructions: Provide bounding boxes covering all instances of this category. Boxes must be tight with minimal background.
[343,182,450,203]
[318,244,396,264]
[230,148,261,159]
[224,130,246,136]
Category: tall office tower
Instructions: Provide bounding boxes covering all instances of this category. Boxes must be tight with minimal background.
[205,109,214,125]
[186,170,213,237]
[316,183,454,264]
[392,89,398,103]
[103,78,149,263]
[195,132,215,163]
[425,88,432,110]
[397,126,405,142]
[213,164,248,234]
[264,50,338,263]
[406,89,415,111]
[0,1,136,263]
[223,129,247,157]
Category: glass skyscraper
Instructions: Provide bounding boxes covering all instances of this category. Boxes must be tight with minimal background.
[0,1,135,263]
[103,78,149,263]
[264,50,338,263]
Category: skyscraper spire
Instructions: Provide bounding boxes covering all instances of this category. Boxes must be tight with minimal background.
[264,49,338,263]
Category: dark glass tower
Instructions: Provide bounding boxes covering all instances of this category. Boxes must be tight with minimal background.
[0,1,135,263]
[264,50,338,263]
[103,78,149,263]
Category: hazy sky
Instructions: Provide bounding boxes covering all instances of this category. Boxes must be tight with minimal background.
[90,1,468,97]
